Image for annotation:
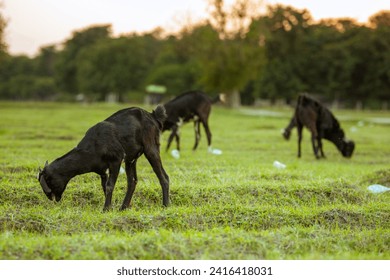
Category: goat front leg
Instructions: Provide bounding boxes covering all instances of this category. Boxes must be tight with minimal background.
[201,119,212,151]
[318,137,326,158]
[175,129,180,151]
[103,162,121,212]
[145,148,170,207]
[166,126,179,151]
[120,158,138,211]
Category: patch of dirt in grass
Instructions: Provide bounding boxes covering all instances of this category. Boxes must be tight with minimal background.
[0,166,30,174]
[315,208,389,229]
[17,133,76,141]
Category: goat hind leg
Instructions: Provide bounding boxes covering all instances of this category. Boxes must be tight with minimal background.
[175,130,180,151]
[201,120,212,151]
[193,120,201,150]
[309,126,320,159]
[120,158,138,211]
[100,172,108,195]
[144,148,170,207]
[318,138,326,158]
[103,162,121,211]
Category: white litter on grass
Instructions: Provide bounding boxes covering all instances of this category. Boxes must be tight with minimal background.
[367,184,390,194]
[120,167,125,174]
[350,126,358,133]
[171,149,180,159]
[208,147,222,155]
[211,149,223,155]
[273,160,286,169]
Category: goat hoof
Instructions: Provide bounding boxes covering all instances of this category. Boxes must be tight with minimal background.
[119,205,129,211]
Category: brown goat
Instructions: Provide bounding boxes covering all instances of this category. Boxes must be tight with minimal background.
[162,90,225,153]
[282,94,355,158]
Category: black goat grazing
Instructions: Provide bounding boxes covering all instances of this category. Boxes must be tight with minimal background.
[37,105,169,211]
[282,94,355,159]
[163,90,225,153]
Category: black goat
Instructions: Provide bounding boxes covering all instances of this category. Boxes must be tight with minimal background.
[282,94,355,158]
[37,105,169,211]
[162,90,225,153]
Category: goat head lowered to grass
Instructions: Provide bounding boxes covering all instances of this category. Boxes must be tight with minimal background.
[282,94,355,159]
[37,105,169,211]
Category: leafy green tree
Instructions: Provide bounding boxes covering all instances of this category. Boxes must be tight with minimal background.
[0,1,388,107]
[254,5,313,102]
[55,25,112,95]
[0,2,7,59]
[0,55,33,99]
[0,53,57,100]
[146,25,213,95]
[303,17,388,107]
[0,44,58,100]
[146,64,192,95]
[366,11,390,107]
[34,45,57,77]
[3,75,55,100]
[76,33,162,101]
[198,0,265,107]
[0,1,8,94]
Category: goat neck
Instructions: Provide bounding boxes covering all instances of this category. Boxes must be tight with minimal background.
[51,148,97,178]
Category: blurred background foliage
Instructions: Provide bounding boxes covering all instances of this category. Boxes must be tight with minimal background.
[0,0,389,108]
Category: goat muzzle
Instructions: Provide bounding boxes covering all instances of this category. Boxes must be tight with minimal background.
[39,174,52,194]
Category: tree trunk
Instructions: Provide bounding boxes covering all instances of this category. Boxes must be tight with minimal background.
[227,89,241,108]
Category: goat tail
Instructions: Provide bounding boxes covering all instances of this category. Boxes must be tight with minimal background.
[212,93,226,104]
[152,105,167,129]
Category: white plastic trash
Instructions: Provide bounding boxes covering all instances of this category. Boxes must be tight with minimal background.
[273,160,286,169]
[208,147,222,155]
[119,167,125,174]
[367,184,390,193]
[171,149,180,159]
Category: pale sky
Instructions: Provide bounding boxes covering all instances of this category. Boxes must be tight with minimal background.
[2,0,389,56]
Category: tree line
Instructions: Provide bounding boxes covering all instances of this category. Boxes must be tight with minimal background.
[0,1,389,108]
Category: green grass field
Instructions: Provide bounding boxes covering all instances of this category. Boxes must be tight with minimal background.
[0,102,389,259]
